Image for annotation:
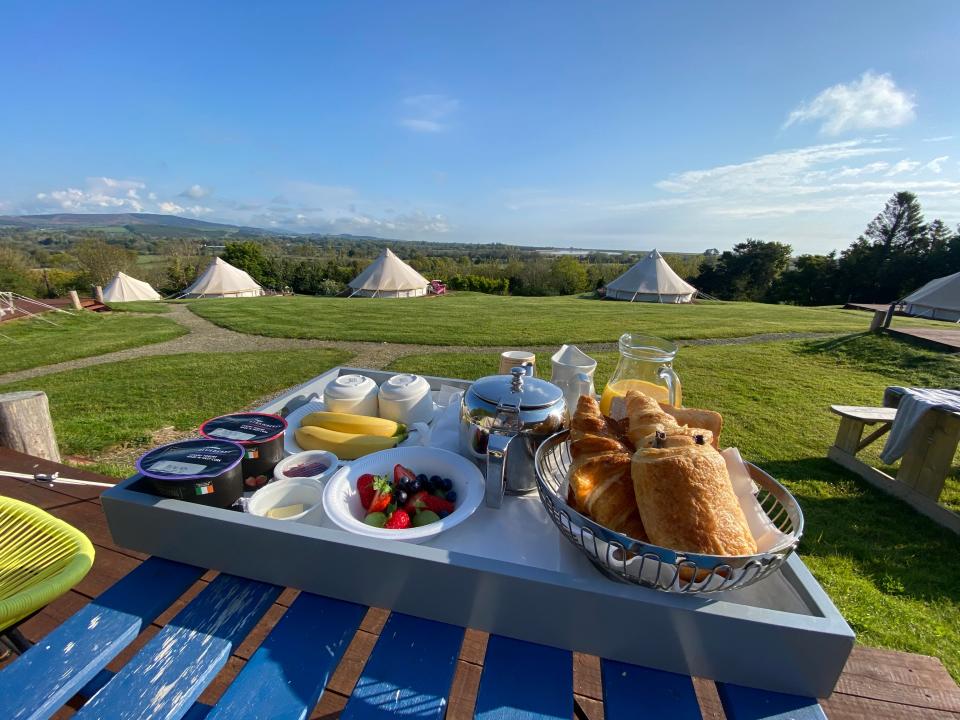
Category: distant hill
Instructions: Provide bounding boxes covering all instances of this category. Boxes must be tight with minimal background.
[0,213,274,237]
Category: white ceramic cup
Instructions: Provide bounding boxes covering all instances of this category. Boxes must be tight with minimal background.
[378,374,433,425]
[323,374,379,417]
[499,350,536,376]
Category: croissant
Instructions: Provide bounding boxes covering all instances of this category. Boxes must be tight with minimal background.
[569,396,648,541]
[635,425,715,449]
[631,442,756,556]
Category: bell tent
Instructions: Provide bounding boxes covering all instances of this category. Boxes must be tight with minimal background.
[604,249,697,303]
[180,257,264,298]
[102,271,162,302]
[348,249,429,298]
[900,271,960,322]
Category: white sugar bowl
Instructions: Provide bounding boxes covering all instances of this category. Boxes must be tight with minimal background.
[323,374,379,417]
[378,374,433,425]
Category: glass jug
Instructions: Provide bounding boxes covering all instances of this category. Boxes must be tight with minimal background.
[599,333,682,414]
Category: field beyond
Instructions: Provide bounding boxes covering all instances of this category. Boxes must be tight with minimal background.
[186,293,910,346]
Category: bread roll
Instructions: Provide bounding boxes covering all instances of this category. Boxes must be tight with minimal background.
[625,391,678,447]
[631,443,756,556]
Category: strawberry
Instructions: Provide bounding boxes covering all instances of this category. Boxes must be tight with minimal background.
[368,475,394,513]
[394,463,417,487]
[421,493,455,515]
[357,474,377,510]
[384,509,411,529]
[403,490,429,514]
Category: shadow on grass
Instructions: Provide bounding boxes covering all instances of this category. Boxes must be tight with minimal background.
[763,456,960,604]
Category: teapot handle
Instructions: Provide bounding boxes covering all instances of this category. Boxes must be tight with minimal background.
[485,431,514,508]
[657,366,680,406]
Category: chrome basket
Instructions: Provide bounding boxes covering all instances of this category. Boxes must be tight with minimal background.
[534,430,804,593]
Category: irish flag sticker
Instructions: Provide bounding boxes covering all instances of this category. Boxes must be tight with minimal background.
[195,483,215,496]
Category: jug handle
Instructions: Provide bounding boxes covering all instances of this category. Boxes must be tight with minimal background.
[485,431,514,508]
[657,366,680,406]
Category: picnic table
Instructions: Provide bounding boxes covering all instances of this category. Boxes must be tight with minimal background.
[0,552,827,719]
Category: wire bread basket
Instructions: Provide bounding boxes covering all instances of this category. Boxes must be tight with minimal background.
[534,431,804,593]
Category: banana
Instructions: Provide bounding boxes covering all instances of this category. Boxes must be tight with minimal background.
[294,425,404,460]
[300,411,404,438]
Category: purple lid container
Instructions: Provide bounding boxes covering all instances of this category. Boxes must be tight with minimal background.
[136,439,244,483]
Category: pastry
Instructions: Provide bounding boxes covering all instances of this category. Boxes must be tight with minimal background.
[624,391,679,447]
[635,425,715,449]
[659,404,723,448]
[569,396,648,541]
[631,441,756,556]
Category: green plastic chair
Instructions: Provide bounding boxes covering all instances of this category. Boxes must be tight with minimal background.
[0,496,95,648]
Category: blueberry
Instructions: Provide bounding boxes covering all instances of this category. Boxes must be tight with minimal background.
[445,490,457,503]
[395,489,409,505]
[429,475,442,487]
[416,473,428,484]
[438,510,449,519]
[408,478,422,493]
[440,478,453,492]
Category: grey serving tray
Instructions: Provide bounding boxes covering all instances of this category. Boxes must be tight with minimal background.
[102,366,854,698]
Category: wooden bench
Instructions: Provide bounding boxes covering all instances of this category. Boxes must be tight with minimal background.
[828,404,960,534]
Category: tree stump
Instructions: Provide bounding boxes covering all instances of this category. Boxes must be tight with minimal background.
[94,285,104,304]
[0,391,61,462]
[68,290,83,311]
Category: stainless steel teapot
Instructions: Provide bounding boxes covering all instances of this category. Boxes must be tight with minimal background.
[459,366,569,507]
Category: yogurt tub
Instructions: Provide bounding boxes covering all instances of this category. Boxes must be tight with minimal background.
[200,412,288,491]
[323,374,379,417]
[248,478,324,522]
[136,439,244,509]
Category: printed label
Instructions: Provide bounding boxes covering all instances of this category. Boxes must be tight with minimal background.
[150,460,208,475]
[208,427,257,441]
[194,483,215,495]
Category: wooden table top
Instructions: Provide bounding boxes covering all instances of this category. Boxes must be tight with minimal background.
[1,448,958,719]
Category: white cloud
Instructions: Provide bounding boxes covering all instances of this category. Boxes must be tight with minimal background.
[34,177,148,212]
[399,94,459,133]
[784,72,916,135]
[885,159,921,176]
[925,155,949,174]
[922,135,953,142]
[179,184,211,199]
[832,161,890,178]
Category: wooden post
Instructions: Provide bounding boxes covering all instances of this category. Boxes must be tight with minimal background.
[869,310,886,332]
[883,303,896,329]
[0,390,60,462]
[68,290,83,311]
[94,285,104,304]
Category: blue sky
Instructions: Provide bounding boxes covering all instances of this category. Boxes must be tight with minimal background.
[1,1,958,253]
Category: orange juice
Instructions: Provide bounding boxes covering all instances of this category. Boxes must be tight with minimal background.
[599,379,682,415]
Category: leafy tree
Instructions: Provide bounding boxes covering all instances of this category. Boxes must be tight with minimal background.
[769,253,840,305]
[696,239,791,301]
[72,238,137,287]
[550,255,589,295]
[0,244,39,295]
[221,241,273,287]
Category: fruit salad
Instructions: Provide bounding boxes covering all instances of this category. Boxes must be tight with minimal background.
[358,463,457,530]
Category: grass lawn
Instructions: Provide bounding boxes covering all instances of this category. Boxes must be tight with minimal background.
[105,301,171,314]
[184,293,943,346]
[388,333,960,679]
[0,313,186,374]
[0,349,351,462]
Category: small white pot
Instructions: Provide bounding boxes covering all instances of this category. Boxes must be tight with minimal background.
[323,374,379,417]
[248,478,325,522]
[378,374,433,425]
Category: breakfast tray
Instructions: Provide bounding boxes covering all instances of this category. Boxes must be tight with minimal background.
[101,366,854,698]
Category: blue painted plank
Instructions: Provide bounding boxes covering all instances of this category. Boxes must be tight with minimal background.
[718,683,826,720]
[206,591,366,720]
[0,557,204,720]
[75,573,281,720]
[601,659,701,719]
[341,612,464,720]
[474,635,572,720]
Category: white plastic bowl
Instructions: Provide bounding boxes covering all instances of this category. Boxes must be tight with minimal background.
[273,450,339,483]
[248,478,324,522]
[322,446,484,543]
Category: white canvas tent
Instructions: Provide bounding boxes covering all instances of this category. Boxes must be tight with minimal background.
[604,249,697,303]
[102,271,162,302]
[180,257,264,298]
[348,249,429,298]
[900,271,960,322]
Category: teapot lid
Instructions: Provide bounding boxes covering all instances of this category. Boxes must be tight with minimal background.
[471,370,564,409]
